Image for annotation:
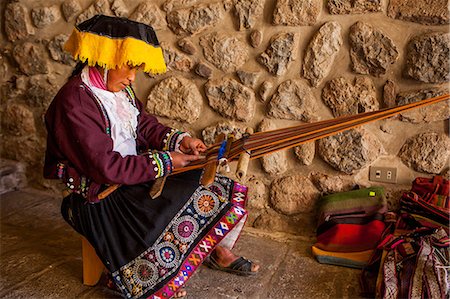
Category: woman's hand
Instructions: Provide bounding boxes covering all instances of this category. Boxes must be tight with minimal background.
[179,136,207,155]
[170,151,202,169]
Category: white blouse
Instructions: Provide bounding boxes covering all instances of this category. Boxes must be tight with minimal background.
[81,67,140,157]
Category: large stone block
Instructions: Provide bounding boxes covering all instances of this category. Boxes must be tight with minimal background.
[349,22,399,77]
[0,159,27,195]
[399,132,450,174]
[258,32,299,76]
[268,79,318,122]
[167,1,232,35]
[273,0,321,26]
[201,122,247,146]
[205,78,256,122]
[396,88,449,123]
[270,175,320,215]
[322,76,378,117]
[61,0,82,22]
[161,42,194,72]
[77,0,112,24]
[310,172,355,195]
[111,0,129,17]
[48,34,74,65]
[327,0,381,14]
[27,75,58,107]
[31,6,61,29]
[258,119,288,175]
[200,32,248,73]
[5,3,35,42]
[129,2,166,30]
[404,32,450,83]
[294,142,315,166]
[13,43,49,76]
[318,128,385,174]
[303,21,343,87]
[236,70,260,88]
[1,103,36,136]
[162,0,198,12]
[234,0,264,30]
[388,0,449,25]
[147,76,202,124]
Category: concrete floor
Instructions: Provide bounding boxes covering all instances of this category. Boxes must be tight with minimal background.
[1,188,361,299]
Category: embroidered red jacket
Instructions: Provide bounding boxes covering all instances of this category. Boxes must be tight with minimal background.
[44,75,180,201]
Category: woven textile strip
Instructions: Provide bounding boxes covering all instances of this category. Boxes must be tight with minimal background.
[411,238,432,298]
[383,251,399,299]
[419,229,449,299]
[98,94,449,200]
[150,181,248,299]
[111,177,248,298]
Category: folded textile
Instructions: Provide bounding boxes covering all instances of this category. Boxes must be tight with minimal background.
[401,176,449,228]
[313,187,387,268]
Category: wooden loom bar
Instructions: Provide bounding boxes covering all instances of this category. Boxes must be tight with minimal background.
[172,93,449,173]
[97,94,449,199]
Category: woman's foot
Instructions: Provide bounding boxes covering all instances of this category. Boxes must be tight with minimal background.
[204,245,260,275]
[173,288,186,298]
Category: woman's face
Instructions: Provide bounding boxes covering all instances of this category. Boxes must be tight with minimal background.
[106,65,139,92]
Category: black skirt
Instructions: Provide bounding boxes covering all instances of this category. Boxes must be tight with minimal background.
[61,170,248,299]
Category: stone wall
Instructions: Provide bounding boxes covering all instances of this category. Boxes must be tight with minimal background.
[1,0,449,237]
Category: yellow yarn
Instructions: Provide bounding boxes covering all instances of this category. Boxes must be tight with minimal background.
[64,28,167,75]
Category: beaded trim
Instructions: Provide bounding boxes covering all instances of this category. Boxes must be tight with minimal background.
[124,85,136,106]
[149,151,173,178]
[162,129,184,152]
[57,162,65,179]
[56,162,90,198]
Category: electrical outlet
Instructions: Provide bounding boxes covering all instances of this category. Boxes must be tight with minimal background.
[369,166,397,183]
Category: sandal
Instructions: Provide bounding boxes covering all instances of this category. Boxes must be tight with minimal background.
[203,253,258,276]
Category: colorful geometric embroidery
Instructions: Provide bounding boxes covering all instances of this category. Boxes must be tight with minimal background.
[208,182,227,198]
[112,174,248,299]
[132,259,158,287]
[112,175,247,299]
[173,216,198,243]
[383,251,398,299]
[194,190,219,217]
[156,242,180,268]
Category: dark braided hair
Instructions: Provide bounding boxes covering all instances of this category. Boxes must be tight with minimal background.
[70,61,88,77]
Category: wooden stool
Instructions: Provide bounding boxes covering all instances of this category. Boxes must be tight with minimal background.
[81,237,105,286]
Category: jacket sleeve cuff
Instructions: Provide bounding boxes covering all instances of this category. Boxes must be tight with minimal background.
[149,151,173,178]
[174,132,191,153]
[162,129,191,152]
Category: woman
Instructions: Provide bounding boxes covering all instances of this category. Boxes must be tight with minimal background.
[44,15,258,299]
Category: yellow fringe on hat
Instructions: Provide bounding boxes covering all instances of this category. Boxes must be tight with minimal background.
[64,28,167,75]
